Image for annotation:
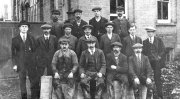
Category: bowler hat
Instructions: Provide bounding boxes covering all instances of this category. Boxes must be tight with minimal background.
[105,22,114,27]
[40,24,52,29]
[18,20,30,27]
[132,43,143,49]
[92,7,102,11]
[82,24,93,30]
[63,23,73,29]
[51,10,60,15]
[111,42,123,48]
[145,26,156,32]
[58,38,70,44]
[73,9,82,13]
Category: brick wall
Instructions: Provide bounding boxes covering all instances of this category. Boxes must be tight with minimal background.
[43,0,51,22]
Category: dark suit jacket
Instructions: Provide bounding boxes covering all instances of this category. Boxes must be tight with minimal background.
[89,17,108,38]
[71,19,88,39]
[79,48,106,75]
[11,34,36,71]
[142,36,165,68]
[106,52,128,83]
[49,21,64,39]
[76,35,99,58]
[36,35,58,67]
[122,35,142,57]
[112,18,130,38]
[99,33,121,56]
[129,54,153,85]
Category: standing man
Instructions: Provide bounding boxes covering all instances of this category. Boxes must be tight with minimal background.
[112,6,130,41]
[99,22,121,56]
[122,23,142,57]
[142,27,165,99]
[76,24,99,58]
[50,10,64,39]
[106,42,129,99]
[51,38,79,99]
[64,11,75,24]
[89,7,108,41]
[60,23,78,51]
[36,24,58,97]
[11,20,38,99]
[71,9,87,39]
[129,43,153,99]
[79,37,106,99]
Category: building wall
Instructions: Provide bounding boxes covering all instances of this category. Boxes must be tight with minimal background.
[43,0,51,22]
[175,0,180,54]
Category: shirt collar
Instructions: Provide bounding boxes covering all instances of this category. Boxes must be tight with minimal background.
[44,34,50,39]
[95,16,101,22]
[88,48,95,55]
[130,35,135,39]
[85,35,91,39]
[149,36,154,43]
[20,32,27,38]
[107,33,112,39]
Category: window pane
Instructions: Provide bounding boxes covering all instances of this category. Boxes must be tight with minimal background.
[110,0,116,13]
[163,2,168,19]
[158,1,162,19]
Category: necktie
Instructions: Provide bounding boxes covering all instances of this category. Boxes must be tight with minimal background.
[150,37,152,44]
[91,50,94,55]
[22,35,26,42]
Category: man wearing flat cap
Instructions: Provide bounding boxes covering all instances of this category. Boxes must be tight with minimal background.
[129,43,153,99]
[112,6,130,41]
[79,37,106,99]
[106,42,128,99]
[11,20,38,99]
[71,9,87,39]
[64,10,75,24]
[60,23,77,51]
[51,38,79,99]
[100,22,121,56]
[89,7,108,41]
[49,10,64,39]
[142,27,165,99]
[76,24,99,58]
[35,24,58,97]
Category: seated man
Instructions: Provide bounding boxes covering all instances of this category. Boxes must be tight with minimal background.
[51,38,78,99]
[129,43,153,99]
[106,42,129,99]
[79,37,106,99]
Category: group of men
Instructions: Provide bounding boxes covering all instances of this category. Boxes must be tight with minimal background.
[11,6,165,99]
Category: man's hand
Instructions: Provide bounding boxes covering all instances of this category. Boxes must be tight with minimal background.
[134,78,140,85]
[111,65,117,69]
[80,73,86,78]
[68,72,73,78]
[97,73,103,78]
[146,78,152,84]
[13,65,18,72]
[54,72,60,79]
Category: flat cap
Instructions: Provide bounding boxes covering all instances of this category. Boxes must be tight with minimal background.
[92,7,102,11]
[111,42,123,48]
[86,37,96,43]
[82,24,93,30]
[132,43,143,49]
[63,23,73,29]
[40,24,52,29]
[18,20,30,27]
[145,26,156,32]
[105,22,114,27]
[116,6,124,11]
[73,9,82,13]
[51,10,60,15]
[58,38,70,44]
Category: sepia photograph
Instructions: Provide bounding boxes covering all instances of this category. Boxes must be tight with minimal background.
[0,0,179,99]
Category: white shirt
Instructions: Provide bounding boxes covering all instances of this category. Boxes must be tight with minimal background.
[107,33,112,40]
[44,34,50,40]
[20,32,27,42]
[85,35,91,39]
[149,36,154,44]
[135,53,141,61]
[95,16,101,22]
[88,48,95,55]
[130,34,135,40]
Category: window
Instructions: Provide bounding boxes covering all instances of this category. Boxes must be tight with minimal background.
[110,0,125,20]
[157,0,171,23]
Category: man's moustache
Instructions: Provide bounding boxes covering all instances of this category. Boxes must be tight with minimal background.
[76,16,80,20]
[118,13,122,17]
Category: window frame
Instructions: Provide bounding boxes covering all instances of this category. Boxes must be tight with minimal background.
[157,0,171,23]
